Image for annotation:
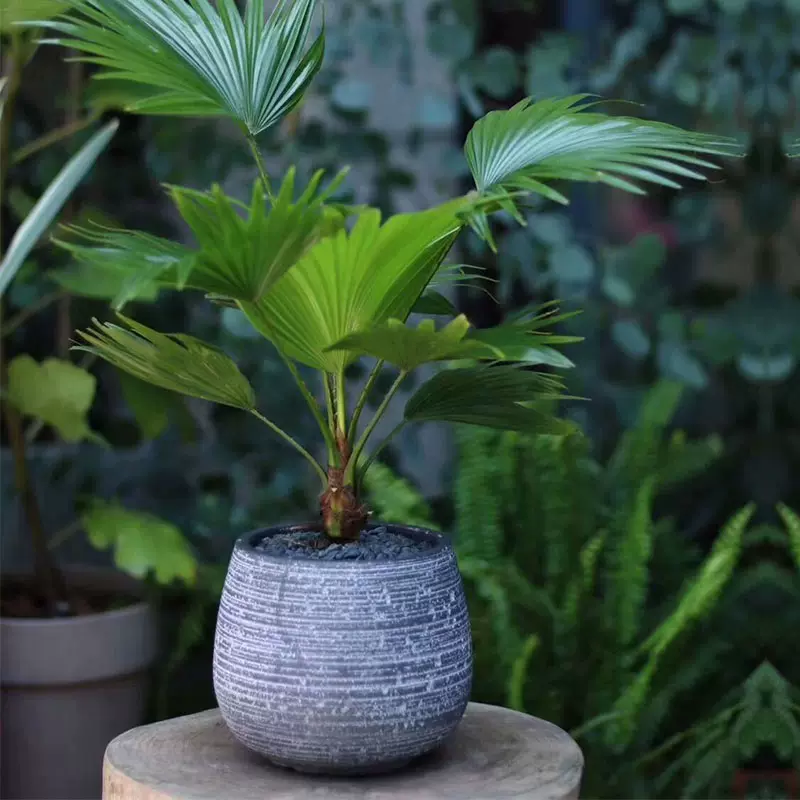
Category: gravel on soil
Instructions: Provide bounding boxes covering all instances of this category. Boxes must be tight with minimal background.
[253,526,436,561]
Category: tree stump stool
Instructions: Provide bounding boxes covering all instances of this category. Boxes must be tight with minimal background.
[103,702,584,800]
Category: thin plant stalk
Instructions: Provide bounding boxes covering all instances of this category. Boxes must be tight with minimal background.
[346,370,407,485]
[246,132,275,202]
[250,409,326,486]
[348,359,384,445]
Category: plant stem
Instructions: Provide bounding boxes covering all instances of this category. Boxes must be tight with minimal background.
[3,401,69,615]
[1,289,66,337]
[273,346,337,463]
[335,368,347,436]
[250,408,326,485]
[47,518,82,550]
[355,419,407,491]
[11,114,100,166]
[246,133,275,202]
[345,370,407,484]
[348,359,384,445]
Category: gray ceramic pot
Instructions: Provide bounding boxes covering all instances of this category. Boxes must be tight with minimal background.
[213,522,472,775]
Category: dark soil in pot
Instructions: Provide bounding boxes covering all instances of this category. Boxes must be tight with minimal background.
[254,525,436,560]
[213,522,473,776]
[1,575,139,618]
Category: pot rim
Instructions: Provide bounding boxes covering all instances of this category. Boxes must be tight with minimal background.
[0,567,152,627]
[234,520,451,568]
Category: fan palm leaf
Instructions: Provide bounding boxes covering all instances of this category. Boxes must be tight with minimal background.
[463,96,740,244]
[404,365,576,435]
[56,168,355,308]
[75,315,256,410]
[38,0,323,135]
[241,201,465,373]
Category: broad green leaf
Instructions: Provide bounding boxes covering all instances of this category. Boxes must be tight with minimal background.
[83,499,196,585]
[412,290,458,316]
[39,0,324,135]
[6,355,96,442]
[329,316,480,371]
[241,202,464,372]
[0,0,69,29]
[118,372,196,441]
[0,120,118,297]
[462,95,740,244]
[50,259,162,303]
[404,364,577,435]
[75,315,256,410]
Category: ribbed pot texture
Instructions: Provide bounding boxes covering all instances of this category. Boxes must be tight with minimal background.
[213,523,472,775]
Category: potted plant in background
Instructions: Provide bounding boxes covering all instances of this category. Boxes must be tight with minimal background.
[1,9,196,798]
[37,0,738,777]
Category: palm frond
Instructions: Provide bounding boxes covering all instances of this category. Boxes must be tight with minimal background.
[56,168,353,308]
[54,224,195,307]
[328,315,478,371]
[39,0,323,135]
[404,364,577,435]
[241,202,464,372]
[463,96,740,246]
[75,315,256,410]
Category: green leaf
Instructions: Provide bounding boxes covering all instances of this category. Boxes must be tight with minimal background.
[6,355,97,442]
[612,319,651,360]
[83,499,196,585]
[465,302,582,367]
[75,315,256,410]
[331,78,372,112]
[0,120,118,298]
[50,259,162,303]
[657,341,709,389]
[463,95,739,242]
[550,243,595,283]
[363,462,434,529]
[329,316,478,371]
[468,46,520,100]
[412,290,458,316]
[777,504,800,570]
[39,0,324,135]
[58,169,354,308]
[0,0,69,28]
[118,372,195,441]
[241,202,464,372]
[404,364,577,435]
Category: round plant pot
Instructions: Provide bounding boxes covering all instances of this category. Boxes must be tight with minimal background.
[213,522,472,775]
[0,570,158,800]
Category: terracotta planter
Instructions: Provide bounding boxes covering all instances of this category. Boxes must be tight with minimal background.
[0,571,158,800]
[213,522,473,775]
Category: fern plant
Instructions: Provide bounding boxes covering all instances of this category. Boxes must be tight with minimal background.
[29,0,740,541]
[366,380,758,798]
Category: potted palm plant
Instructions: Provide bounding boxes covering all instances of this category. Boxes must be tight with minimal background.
[36,0,739,777]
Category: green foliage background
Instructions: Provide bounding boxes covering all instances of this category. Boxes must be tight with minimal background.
[3,1,799,797]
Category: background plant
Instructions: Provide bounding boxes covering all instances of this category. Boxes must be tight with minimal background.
[368,379,800,798]
[1,3,196,613]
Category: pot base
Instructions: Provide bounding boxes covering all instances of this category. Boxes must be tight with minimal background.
[267,753,415,776]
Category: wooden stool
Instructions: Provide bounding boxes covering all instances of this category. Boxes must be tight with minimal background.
[103,703,584,800]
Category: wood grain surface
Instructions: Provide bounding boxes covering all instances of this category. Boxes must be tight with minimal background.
[103,703,583,800]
